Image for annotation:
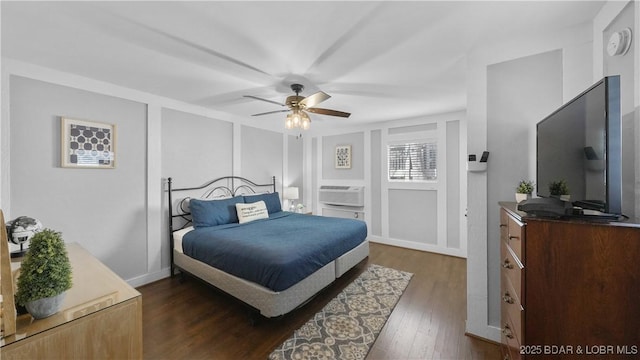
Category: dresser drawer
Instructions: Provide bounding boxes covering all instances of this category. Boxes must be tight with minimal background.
[500,209,510,241]
[502,272,523,344]
[502,244,523,305]
[505,344,522,360]
[507,216,525,263]
[501,344,514,360]
[501,313,522,360]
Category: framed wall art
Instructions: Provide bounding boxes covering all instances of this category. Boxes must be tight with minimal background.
[61,117,116,168]
[335,145,352,169]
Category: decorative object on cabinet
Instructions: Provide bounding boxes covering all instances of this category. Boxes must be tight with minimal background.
[335,145,352,169]
[61,117,116,168]
[295,203,306,213]
[5,216,42,258]
[15,229,72,319]
[515,180,534,203]
[548,179,569,201]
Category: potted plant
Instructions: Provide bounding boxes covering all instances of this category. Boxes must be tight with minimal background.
[515,180,535,203]
[15,229,72,319]
[549,179,570,201]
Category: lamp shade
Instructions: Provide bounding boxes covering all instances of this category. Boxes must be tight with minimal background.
[283,187,299,200]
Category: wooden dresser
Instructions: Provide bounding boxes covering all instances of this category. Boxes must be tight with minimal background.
[1,243,142,359]
[499,202,640,360]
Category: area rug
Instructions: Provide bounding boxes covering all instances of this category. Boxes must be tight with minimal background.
[269,264,413,360]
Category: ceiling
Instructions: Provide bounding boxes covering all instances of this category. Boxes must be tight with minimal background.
[2,1,605,130]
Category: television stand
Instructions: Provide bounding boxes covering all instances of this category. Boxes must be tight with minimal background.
[499,202,640,360]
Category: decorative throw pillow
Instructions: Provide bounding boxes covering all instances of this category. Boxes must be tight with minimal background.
[190,196,244,228]
[243,192,282,214]
[236,201,269,224]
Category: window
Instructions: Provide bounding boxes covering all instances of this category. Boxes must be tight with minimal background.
[388,141,437,181]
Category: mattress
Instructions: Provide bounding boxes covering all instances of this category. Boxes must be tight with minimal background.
[181,212,367,292]
[173,226,193,253]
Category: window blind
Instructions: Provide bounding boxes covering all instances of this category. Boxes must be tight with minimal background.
[388,142,437,181]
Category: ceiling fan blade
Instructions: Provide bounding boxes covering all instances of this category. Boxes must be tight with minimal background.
[299,91,331,109]
[251,109,290,116]
[307,108,351,118]
[243,95,286,107]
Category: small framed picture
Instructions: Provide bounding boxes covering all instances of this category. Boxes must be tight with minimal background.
[335,145,352,169]
[61,117,116,168]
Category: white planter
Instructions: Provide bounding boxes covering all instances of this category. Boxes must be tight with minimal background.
[515,193,529,203]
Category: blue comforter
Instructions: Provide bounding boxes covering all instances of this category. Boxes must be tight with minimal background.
[182,212,367,291]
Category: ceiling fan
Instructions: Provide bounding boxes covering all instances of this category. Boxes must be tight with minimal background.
[244,84,350,130]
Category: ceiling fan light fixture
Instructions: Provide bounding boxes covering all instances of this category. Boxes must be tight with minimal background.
[292,110,301,127]
[285,113,293,129]
[247,82,348,130]
[285,109,311,130]
[301,115,311,130]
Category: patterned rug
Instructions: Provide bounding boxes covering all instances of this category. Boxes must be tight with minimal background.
[269,264,413,360]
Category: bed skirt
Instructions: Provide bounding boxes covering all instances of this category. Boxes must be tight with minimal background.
[173,240,369,318]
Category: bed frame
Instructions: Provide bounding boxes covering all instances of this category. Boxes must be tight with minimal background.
[166,176,369,318]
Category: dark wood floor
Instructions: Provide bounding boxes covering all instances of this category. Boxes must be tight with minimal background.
[138,243,500,359]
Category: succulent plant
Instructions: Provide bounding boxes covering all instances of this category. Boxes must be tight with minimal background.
[549,179,570,196]
[516,180,535,195]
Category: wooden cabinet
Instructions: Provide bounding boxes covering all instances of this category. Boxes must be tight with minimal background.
[1,243,142,359]
[500,203,640,359]
[500,205,525,360]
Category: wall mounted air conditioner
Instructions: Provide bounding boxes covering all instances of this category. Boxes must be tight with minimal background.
[318,186,364,207]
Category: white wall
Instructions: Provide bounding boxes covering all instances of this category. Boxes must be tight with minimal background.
[466,21,595,342]
[0,59,295,287]
[486,50,564,329]
[310,112,466,258]
[8,76,148,280]
[466,0,639,342]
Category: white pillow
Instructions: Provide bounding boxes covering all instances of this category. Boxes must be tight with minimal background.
[236,201,269,224]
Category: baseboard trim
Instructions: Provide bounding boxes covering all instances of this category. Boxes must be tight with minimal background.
[126,267,171,288]
[368,235,466,258]
[465,320,502,343]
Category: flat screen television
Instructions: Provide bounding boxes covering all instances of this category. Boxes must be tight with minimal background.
[536,75,622,216]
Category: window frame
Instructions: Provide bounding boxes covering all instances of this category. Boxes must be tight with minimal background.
[386,138,438,183]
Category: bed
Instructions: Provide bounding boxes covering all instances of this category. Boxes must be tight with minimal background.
[167,176,369,318]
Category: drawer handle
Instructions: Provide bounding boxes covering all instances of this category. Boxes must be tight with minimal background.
[502,324,514,339]
[508,235,519,240]
[502,292,514,304]
[502,259,514,269]
[499,224,507,228]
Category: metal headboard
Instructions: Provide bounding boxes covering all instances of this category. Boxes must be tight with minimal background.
[166,175,276,276]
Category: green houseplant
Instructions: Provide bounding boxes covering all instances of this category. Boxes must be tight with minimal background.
[15,229,72,319]
[515,180,535,203]
[549,179,570,201]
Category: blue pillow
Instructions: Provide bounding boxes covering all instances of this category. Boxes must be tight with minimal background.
[243,192,282,214]
[190,196,244,228]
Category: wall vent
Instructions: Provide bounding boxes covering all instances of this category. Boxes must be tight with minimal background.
[318,186,364,207]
